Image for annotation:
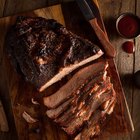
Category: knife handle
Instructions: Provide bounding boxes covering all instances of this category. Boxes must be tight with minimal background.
[89,18,116,58]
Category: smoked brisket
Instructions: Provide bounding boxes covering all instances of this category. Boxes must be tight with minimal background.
[6,16,103,92]
[6,16,116,139]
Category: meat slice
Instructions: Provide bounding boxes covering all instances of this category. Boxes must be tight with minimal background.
[46,98,73,119]
[43,61,108,109]
[61,85,113,135]
[46,70,105,119]
[6,16,103,92]
[54,76,110,125]
[74,94,116,140]
[100,87,116,113]
[71,72,107,112]
[74,110,102,140]
[46,73,105,120]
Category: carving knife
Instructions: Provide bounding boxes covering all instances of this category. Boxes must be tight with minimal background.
[76,0,116,57]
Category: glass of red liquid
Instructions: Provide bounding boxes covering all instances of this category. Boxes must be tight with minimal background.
[116,13,140,39]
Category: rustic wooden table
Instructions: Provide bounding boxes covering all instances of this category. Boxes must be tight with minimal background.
[0,0,139,140]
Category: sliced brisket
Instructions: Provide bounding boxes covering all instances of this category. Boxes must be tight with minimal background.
[6,16,117,139]
[46,97,73,119]
[43,61,107,109]
[44,60,116,137]
[54,76,110,126]
[74,93,116,140]
[62,85,113,135]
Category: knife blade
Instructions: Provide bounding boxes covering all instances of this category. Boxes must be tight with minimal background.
[76,0,95,20]
[84,0,108,35]
[76,0,116,58]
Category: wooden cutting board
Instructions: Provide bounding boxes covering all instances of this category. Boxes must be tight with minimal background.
[0,1,134,140]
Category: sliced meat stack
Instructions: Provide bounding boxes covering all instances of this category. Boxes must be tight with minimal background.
[6,16,103,92]
[43,60,116,139]
[6,16,116,139]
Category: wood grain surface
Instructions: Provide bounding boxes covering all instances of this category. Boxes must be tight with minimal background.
[98,0,140,140]
[0,0,72,17]
[0,0,139,140]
